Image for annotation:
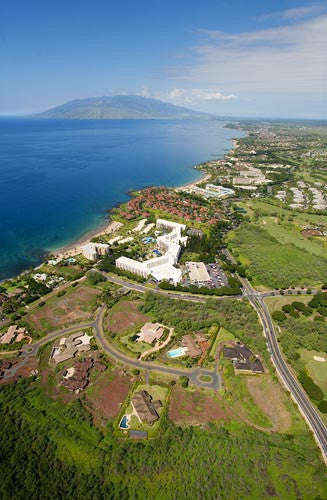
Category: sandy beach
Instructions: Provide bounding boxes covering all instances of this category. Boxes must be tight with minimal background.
[52,169,212,260]
[41,141,237,264]
[52,220,122,259]
[176,170,212,191]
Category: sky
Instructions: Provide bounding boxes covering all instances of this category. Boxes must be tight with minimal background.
[0,0,326,118]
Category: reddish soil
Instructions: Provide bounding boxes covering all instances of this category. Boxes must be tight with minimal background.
[27,286,100,330]
[247,376,292,431]
[87,370,132,420]
[107,300,149,334]
[0,357,39,385]
[169,386,230,426]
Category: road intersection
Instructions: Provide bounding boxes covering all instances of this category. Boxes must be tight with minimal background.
[19,259,327,462]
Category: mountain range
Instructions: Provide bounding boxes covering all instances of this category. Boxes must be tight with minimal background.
[33,95,214,120]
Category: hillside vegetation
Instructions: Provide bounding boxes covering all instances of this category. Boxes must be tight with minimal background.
[1,379,326,500]
[228,223,327,288]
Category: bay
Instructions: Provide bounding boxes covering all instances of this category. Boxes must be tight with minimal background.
[0,118,244,279]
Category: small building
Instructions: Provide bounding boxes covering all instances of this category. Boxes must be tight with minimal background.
[62,357,94,391]
[186,262,211,284]
[223,342,264,374]
[181,334,202,358]
[131,390,162,425]
[129,430,148,439]
[0,325,27,345]
[52,332,93,364]
[234,359,264,374]
[301,229,323,237]
[0,325,18,344]
[138,323,164,344]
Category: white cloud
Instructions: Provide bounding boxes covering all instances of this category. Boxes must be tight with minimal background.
[281,5,325,20]
[168,14,327,93]
[137,86,151,98]
[259,5,326,21]
[136,87,237,105]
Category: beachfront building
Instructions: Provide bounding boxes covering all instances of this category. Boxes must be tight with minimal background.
[81,242,109,261]
[182,183,235,199]
[115,218,187,285]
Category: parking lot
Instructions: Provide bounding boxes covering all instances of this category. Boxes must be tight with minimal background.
[183,261,228,288]
[206,263,228,288]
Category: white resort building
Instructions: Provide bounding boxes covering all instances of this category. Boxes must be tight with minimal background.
[81,243,110,261]
[116,219,187,285]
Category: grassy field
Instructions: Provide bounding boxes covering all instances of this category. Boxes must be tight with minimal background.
[106,299,149,334]
[1,373,327,498]
[120,383,169,438]
[300,349,327,395]
[237,199,327,226]
[208,327,236,360]
[261,218,327,258]
[265,295,311,313]
[227,223,327,288]
[221,360,273,429]
[25,285,100,336]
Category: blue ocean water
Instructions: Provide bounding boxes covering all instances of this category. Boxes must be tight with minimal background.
[0,118,244,279]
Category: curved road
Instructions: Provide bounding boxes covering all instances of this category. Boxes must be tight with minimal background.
[104,271,316,302]
[19,260,327,460]
[21,307,221,391]
[222,248,327,462]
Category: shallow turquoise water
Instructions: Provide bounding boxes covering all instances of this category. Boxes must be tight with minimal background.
[0,118,244,279]
[167,347,186,358]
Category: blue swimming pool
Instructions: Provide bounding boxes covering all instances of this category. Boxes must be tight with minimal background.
[167,347,186,358]
[119,415,130,429]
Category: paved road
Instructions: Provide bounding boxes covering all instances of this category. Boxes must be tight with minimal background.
[256,295,327,461]
[104,271,315,303]
[17,255,327,459]
[21,321,96,356]
[20,307,221,391]
[103,273,242,302]
[94,307,221,390]
[223,248,327,462]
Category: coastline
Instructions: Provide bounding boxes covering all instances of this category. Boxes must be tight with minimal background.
[52,220,123,259]
[2,135,239,280]
[50,165,214,260]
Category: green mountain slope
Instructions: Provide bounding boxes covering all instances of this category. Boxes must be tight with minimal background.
[33,95,215,119]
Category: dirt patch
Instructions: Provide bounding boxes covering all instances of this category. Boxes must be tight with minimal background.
[169,386,229,426]
[87,370,132,420]
[0,357,39,385]
[27,286,100,331]
[247,376,292,432]
[107,300,149,334]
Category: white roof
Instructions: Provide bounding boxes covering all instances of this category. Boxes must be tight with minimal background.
[116,256,148,272]
[151,264,182,285]
[156,218,186,231]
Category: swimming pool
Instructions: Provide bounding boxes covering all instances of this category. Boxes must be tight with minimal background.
[119,415,130,429]
[167,347,186,358]
[142,237,156,243]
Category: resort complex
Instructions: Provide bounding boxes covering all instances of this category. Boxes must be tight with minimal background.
[81,242,110,261]
[1,120,327,500]
[116,218,187,285]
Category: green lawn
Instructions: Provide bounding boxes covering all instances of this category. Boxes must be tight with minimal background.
[300,349,327,394]
[1,377,327,499]
[227,223,327,289]
[265,295,311,314]
[119,332,150,356]
[120,383,169,438]
[260,218,327,259]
